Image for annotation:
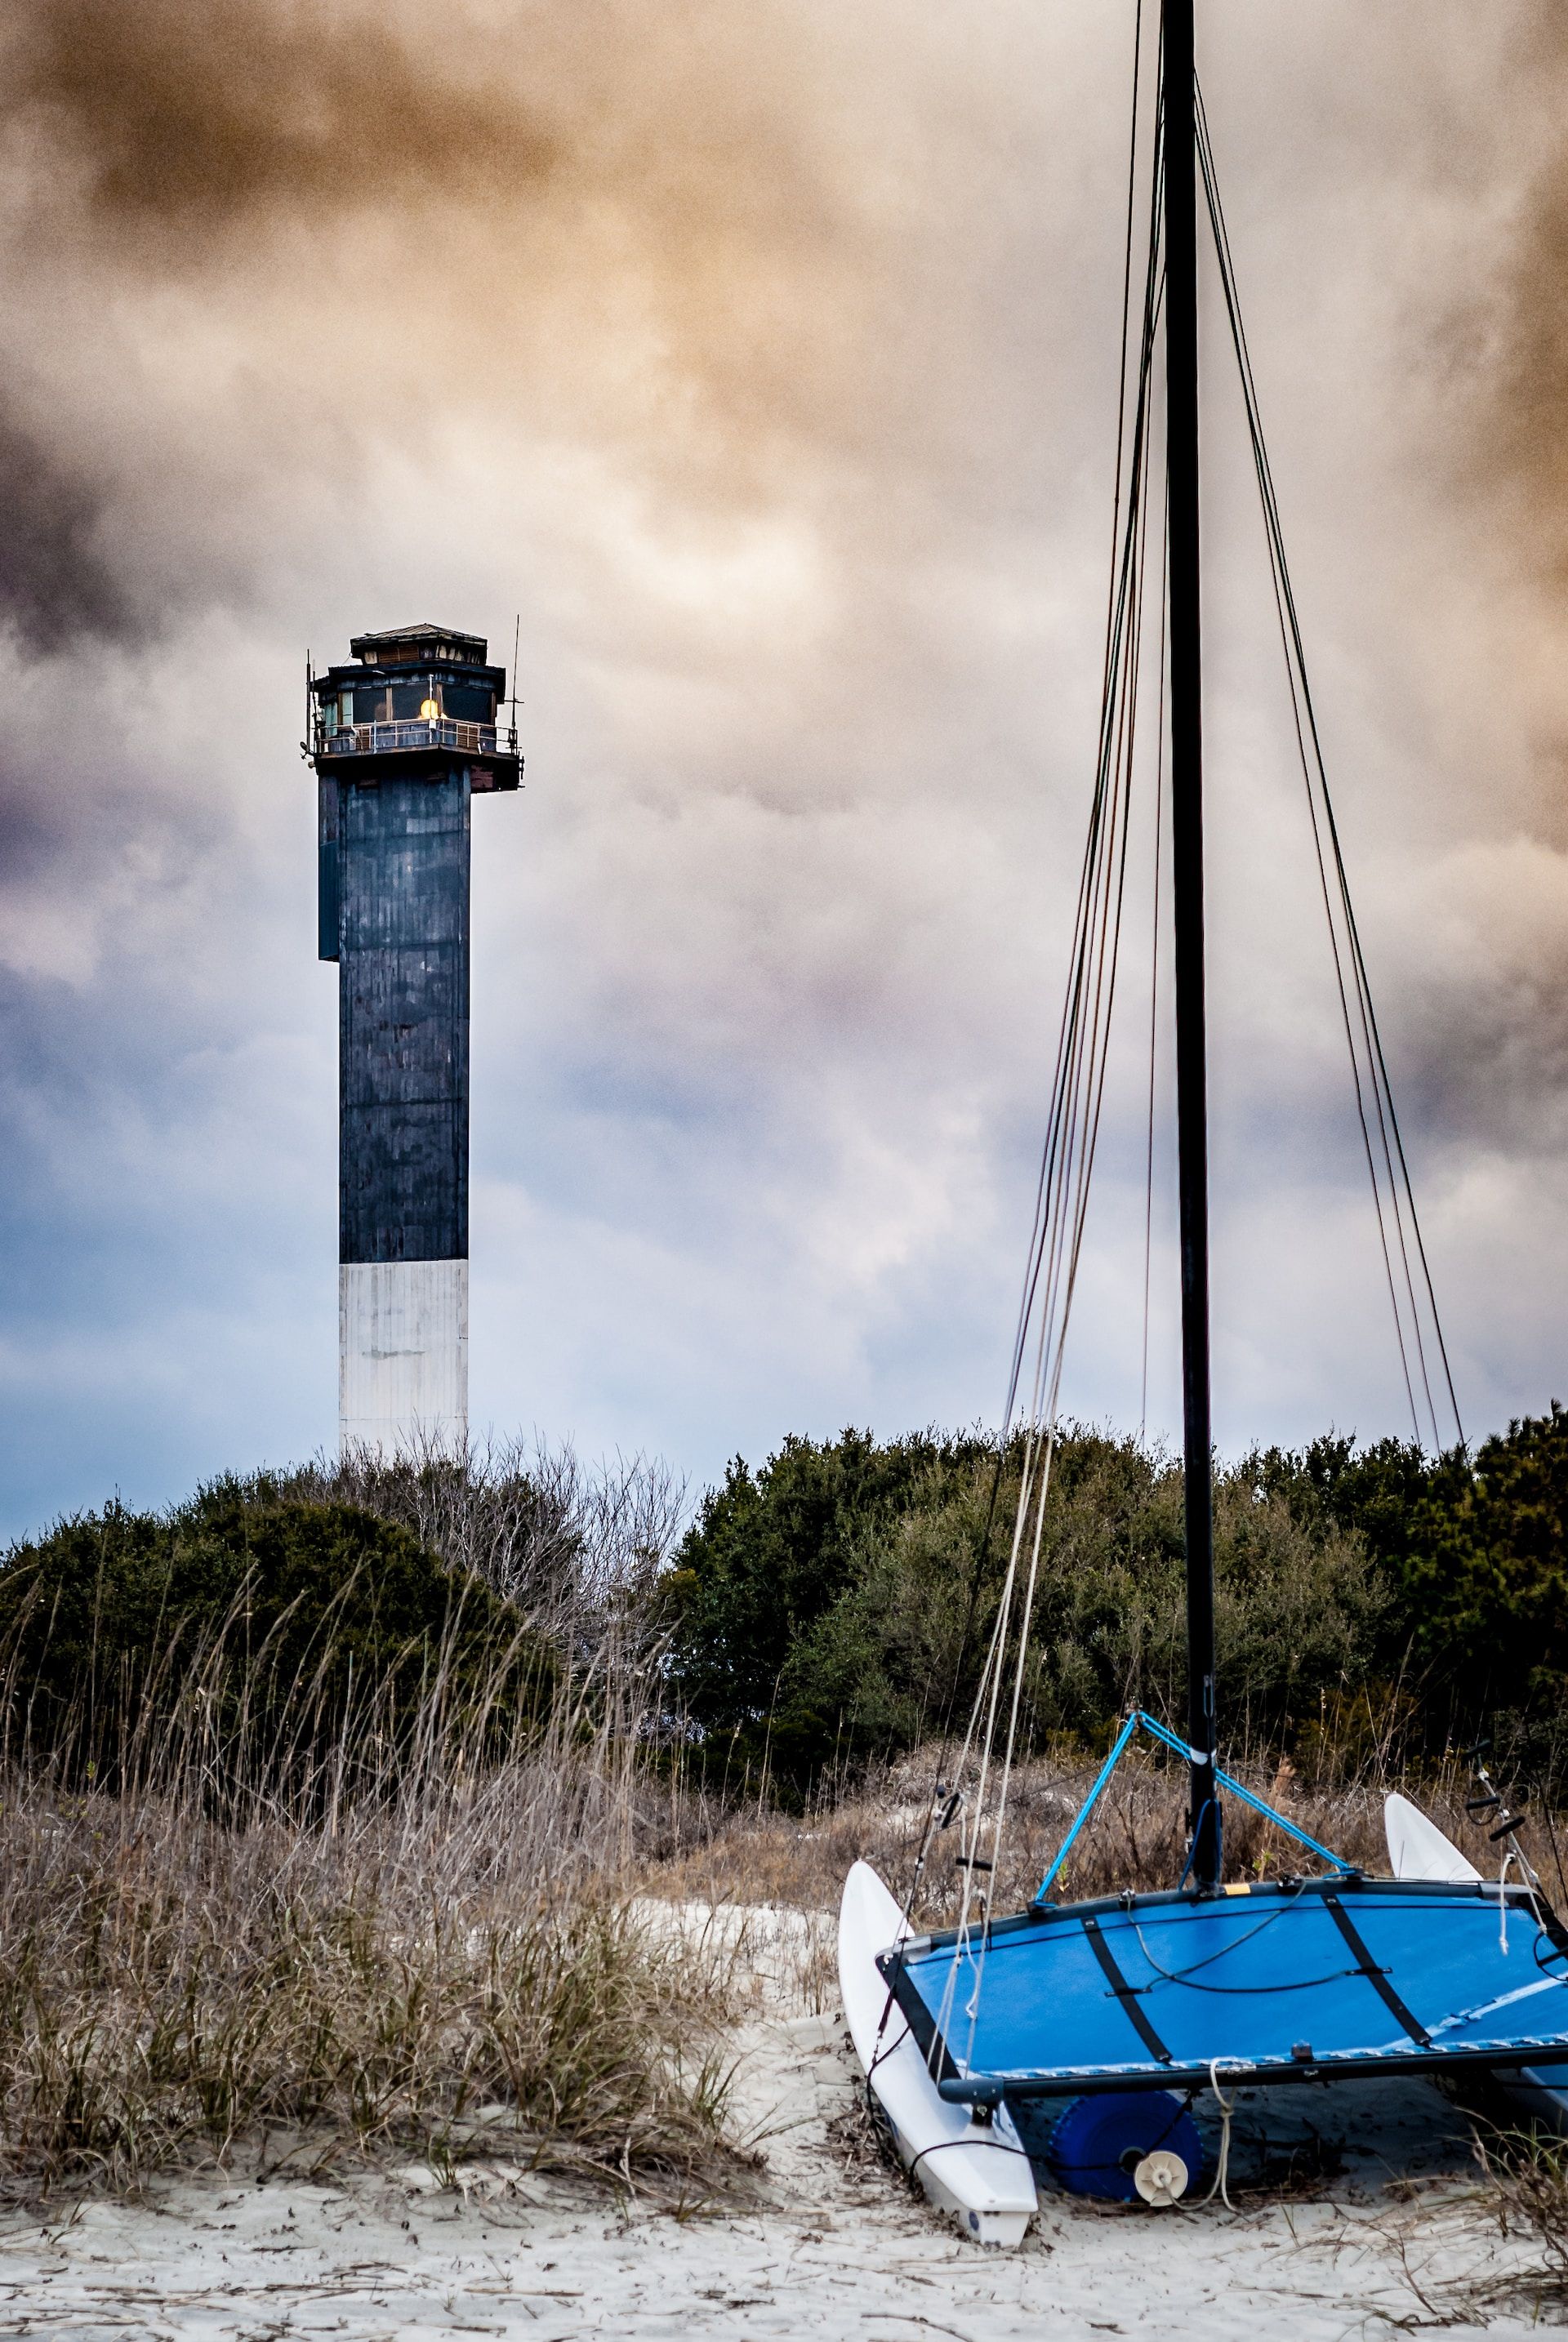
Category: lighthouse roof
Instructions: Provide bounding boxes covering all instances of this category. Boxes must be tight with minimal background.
[349,623,489,669]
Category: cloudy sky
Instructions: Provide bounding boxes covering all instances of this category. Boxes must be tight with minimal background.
[0,0,1565,1538]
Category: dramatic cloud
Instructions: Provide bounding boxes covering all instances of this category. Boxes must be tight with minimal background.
[3,0,558,233]
[1464,9,1568,568]
[1,0,1566,1534]
[0,394,136,649]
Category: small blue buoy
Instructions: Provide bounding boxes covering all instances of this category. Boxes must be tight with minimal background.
[1046,2091,1203,2202]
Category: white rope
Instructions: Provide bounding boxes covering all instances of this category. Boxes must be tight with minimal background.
[1199,2058,1239,2211]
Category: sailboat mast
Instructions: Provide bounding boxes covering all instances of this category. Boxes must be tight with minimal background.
[1162,0,1220,1887]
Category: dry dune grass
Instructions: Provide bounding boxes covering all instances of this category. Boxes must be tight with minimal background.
[0,1735,743,2203]
[0,1450,753,2204]
[2,1696,1566,2217]
[643,1742,1561,1927]
[0,1566,742,2206]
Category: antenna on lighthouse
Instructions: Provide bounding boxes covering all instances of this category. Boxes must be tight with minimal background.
[506,612,523,768]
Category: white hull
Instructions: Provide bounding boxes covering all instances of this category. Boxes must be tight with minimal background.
[838,1861,1037,2248]
[1383,1792,1568,2130]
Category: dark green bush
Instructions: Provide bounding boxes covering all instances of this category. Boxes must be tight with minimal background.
[665,1426,1386,1790]
[665,1410,1568,1792]
[662,1428,996,1743]
[0,1476,555,1788]
[1396,1403,1568,1707]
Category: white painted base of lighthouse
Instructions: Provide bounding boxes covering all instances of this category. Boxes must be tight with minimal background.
[339,1260,468,1456]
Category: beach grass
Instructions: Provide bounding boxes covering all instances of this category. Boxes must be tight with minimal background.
[0,1713,742,2200]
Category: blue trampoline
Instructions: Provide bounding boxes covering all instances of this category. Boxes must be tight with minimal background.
[879,1718,1568,2110]
[882,1872,1568,2103]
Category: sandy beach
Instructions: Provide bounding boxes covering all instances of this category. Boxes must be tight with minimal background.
[0,1901,1550,2341]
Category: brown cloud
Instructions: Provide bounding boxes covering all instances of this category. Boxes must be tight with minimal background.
[1459,9,1568,566]
[2,0,558,234]
[0,0,893,639]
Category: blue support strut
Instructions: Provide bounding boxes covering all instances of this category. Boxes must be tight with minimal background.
[1033,1713,1140,1901]
[1032,1710,1348,1902]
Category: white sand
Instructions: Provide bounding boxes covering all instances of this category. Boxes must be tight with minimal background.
[0,1903,1549,2340]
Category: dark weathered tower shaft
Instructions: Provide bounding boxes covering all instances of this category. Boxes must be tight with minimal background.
[336,773,470,1268]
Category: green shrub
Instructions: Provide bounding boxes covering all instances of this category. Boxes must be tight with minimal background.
[0,1478,555,1788]
[665,1427,1388,1790]
[663,1429,997,1756]
[1397,1403,1568,1708]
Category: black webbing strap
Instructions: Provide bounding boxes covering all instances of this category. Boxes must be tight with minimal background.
[1324,1895,1432,2048]
[875,1949,961,2085]
[1083,1915,1173,2066]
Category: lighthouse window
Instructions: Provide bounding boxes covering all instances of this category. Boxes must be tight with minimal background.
[443,683,494,722]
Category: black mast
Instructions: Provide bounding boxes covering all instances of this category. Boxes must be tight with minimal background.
[1163,0,1220,1887]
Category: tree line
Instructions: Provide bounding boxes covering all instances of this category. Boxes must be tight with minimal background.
[4,1409,1566,1800]
[662,1407,1568,1792]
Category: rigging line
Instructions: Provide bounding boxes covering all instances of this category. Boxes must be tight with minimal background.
[991,689,1143,1897]
[999,699,1127,1441]
[1195,82,1454,1448]
[1331,870,1464,1443]
[1013,460,1147,1507]
[1320,790,1459,1436]
[1096,0,1151,750]
[1005,100,1168,1409]
[1034,642,1139,1409]
[950,761,1129,1986]
[1192,95,1420,1434]
[1006,401,1157,1430]
[1192,96,1403,1292]
[932,1445,1011,1748]
[1252,497,1425,1434]
[954,1331,1073,1948]
[942,33,1166,1992]
[1244,423,1441,1438]
[1033,755,1125,1378]
[1002,191,1165,1436]
[1195,87,1461,1448]
[1003,496,1162,1442]
[1052,469,1149,1387]
[1028,153,1165,1449]
[961,837,1111,1828]
[987,156,1162,1689]
[1136,1947,1363,1996]
[978,245,1162,1962]
[1016,493,1148,1521]
[1000,772,1115,1429]
[1017,150,1162,1442]
[1127,1903,1298,1984]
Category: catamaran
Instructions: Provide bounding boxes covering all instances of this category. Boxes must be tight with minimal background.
[839,0,1568,2241]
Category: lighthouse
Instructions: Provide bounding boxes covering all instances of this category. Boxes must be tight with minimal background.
[309,623,519,1454]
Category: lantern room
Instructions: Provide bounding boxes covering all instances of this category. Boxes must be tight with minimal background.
[308,621,521,792]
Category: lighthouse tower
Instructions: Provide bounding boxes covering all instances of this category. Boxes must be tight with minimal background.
[309,623,519,1454]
